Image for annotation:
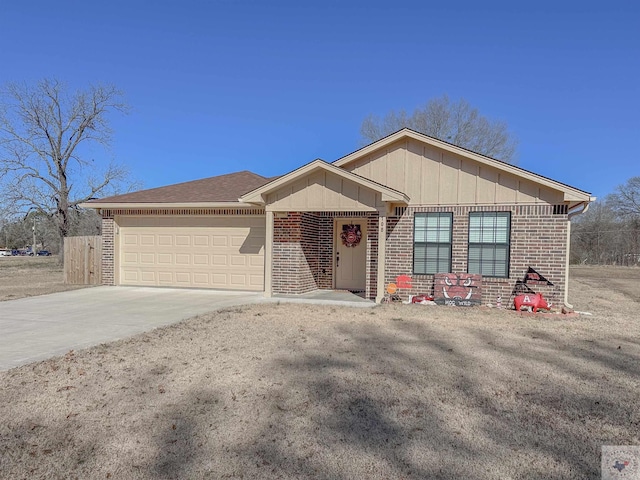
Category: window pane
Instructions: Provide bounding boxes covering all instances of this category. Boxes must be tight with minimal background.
[413,213,452,275]
[468,212,510,278]
[414,216,426,242]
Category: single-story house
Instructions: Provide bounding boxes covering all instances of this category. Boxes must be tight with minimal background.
[84,128,594,306]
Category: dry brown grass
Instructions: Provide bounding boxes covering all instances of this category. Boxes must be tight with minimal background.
[0,256,88,301]
[1,267,639,479]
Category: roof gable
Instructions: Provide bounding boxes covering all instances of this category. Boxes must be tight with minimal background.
[334,128,593,204]
[239,159,409,209]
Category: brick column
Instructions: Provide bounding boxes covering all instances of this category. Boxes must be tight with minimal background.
[101,215,115,285]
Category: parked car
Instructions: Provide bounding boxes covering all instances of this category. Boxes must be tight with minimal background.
[0,249,11,257]
[36,250,51,256]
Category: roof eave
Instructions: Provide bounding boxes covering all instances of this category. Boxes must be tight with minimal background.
[79,201,260,210]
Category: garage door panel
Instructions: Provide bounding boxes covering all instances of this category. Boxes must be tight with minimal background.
[175,236,191,246]
[140,235,155,246]
[230,255,246,266]
[250,256,264,267]
[140,253,155,264]
[158,235,173,246]
[123,270,139,282]
[175,254,191,265]
[141,271,156,282]
[193,273,209,285]
[193,254,209,265]
[175,272,191,284]
[123,252,138,264]
[230,274,248,287]
[158,272,173,284]
[211,273,228,287]
[194,235,209,246]
[212,255,227,265]
[123,235,138,246]
[213,236,227,246]
[157,253,172,264]
[119,216,264,291]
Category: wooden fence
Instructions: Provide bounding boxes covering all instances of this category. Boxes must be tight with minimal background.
[63,236,102,285]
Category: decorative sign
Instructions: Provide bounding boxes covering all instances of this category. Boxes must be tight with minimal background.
[341,224,362,247]
[524,266,553,285]
[434,273,482,307]
[396,275,412,289]
[511,266,553,298]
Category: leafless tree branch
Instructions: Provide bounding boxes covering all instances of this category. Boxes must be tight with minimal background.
[0,79,131,258]
[360,95,518,164]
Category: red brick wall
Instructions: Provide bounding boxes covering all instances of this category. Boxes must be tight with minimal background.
[317,216,334,289]
[385,205,568,306]
[272,211,378,299]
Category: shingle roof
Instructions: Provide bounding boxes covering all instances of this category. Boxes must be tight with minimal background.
[88,170,271,204]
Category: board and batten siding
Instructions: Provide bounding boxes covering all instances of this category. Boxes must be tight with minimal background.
[265,170,383,212]
[343,138,564,206]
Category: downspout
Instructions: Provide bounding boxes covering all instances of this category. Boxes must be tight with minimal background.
[564,200,593,308]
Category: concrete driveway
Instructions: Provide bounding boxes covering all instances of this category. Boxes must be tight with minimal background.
[0,286,265,370]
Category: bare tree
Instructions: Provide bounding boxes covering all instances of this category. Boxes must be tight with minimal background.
[571,186,640,266]
[571,201,621,264]
[360,95,518,163]
[606,176,640,218]
[0,79,130,258]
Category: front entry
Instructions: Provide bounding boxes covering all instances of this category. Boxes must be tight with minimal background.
[335,219,367,291]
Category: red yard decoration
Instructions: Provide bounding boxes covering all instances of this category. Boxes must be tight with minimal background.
[514,293,552,313]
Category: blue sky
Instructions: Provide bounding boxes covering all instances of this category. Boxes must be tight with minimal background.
[1,0,638,199]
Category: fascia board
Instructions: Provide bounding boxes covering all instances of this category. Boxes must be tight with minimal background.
[79,202,259,210]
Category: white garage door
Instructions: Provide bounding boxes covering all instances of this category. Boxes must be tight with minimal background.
[117,216,265,291]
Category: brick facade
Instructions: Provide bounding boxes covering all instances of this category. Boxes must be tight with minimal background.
[271,211,379,300]
[385,204,568,306]
[99,204,569,306]
[101,216,115,286]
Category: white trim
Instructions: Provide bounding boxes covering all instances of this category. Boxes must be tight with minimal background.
[376,210,387,303]
[264,211,274,297]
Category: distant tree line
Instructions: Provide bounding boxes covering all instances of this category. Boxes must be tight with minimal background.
[571,177,640,265]
[0,208,101,253]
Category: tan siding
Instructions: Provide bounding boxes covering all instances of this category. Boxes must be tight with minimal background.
[341,138,566,206]
[517,180,540,203]
[496,174,518,203]
[406,140,424,201]
[265,171,381,212]
[477,167,498,204]
[458,159,477,204]
[387,142,405,190]
[324,173,341,206]
[439,153,459,203]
